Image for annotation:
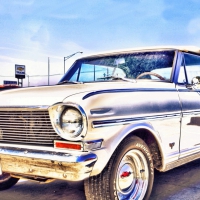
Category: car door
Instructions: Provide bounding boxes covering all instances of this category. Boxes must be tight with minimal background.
[176,52,200,158]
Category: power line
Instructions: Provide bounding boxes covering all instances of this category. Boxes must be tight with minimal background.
[0,75,14,77]
[30,74,63,77]
[0,74,63,78]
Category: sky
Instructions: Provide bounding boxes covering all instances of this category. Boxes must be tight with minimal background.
[0,0,200,86]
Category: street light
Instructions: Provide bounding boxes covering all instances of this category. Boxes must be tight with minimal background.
[64,51,83,74]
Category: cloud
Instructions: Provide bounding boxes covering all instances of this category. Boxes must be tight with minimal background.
[31,25,50,45]
[187,18,200,35]
[162,0,200,22]
[0,0,34,20]
[62,40,92,55]
[185,18,200,46]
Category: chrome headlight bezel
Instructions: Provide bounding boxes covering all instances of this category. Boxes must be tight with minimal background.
[48,103,87,141]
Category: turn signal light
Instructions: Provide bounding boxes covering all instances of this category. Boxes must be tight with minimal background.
[54,141,82,150]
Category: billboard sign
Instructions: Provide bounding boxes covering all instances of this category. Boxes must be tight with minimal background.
[3,80,18,86]
[15,64,25,79]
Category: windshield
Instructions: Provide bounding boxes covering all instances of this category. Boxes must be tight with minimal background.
[59,50,175,83]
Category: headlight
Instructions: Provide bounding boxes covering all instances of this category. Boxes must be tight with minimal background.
[48,103,87,141]
[61,107,83,138]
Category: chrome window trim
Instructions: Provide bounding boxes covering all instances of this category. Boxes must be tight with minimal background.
[173,51,184,84]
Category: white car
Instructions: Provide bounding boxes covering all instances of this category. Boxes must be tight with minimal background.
[0,46,200,200]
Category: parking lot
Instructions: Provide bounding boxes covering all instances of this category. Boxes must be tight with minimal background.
[1,159,200,200]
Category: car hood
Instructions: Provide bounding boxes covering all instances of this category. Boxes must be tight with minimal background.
[0,81,172,106]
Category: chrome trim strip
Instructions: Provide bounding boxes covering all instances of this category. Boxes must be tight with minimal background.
[83,88,177,100]
[0,105,49,111]
[0,146,97,163]
[92,113,181,128]
[83,139,103,151]
[178,89,200,92]
[182,110,200,116]
[166,150,180,159]
[180,145,200,155]
[90,108,113,115]
[164,151,200,172]
[0,109,60,146]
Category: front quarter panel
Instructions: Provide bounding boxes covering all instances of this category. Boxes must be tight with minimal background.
[60,82,181,174]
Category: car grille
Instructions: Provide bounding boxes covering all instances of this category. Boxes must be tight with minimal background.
[0,110,62,146]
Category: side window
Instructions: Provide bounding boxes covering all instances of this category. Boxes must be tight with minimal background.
[73,64,126,82]
[78,64,95,82]
[70,68,79,81]
[181,53,200,84]
[78,64,113,82]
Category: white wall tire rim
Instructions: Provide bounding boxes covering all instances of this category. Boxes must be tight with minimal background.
[116,149,149,200]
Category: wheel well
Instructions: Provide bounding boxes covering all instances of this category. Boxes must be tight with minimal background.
[126,128,162,169]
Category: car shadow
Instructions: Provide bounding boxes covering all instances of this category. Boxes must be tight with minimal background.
[2,159,200,200]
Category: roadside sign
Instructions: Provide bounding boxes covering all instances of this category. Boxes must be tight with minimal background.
[3,80,18,85]
[15,64,25,79]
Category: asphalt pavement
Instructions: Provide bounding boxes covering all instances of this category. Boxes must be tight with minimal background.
[1,159,200,200]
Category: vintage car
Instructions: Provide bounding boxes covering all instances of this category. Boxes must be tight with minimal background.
[0,46,200,199]
[0,85,19,91]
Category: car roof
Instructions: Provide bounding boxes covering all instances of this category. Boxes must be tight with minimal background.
[81,46,200,59]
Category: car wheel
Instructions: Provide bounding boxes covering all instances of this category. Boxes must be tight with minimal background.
[0,173,19,190]
[84,136,154,200]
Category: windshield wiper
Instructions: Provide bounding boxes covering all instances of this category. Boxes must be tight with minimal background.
[98,76,136,83]
[57,80,83,85]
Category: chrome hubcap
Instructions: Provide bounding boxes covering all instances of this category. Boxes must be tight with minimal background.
[118,164,134,191]
[116,149,149,200]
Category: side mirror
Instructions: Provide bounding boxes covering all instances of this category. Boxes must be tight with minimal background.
[192,76,200,85]
[186,76,200,90]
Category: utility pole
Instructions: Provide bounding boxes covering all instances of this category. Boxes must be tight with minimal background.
[48,57,50,85]
[25,73,30,87]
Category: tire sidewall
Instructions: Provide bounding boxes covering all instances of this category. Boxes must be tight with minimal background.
[110,136,154,200]
[0,174,19,191]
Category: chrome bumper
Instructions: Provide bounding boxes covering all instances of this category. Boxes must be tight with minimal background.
[0,146,97,181]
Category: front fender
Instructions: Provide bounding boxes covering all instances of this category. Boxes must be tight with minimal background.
[90,121,163,176]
